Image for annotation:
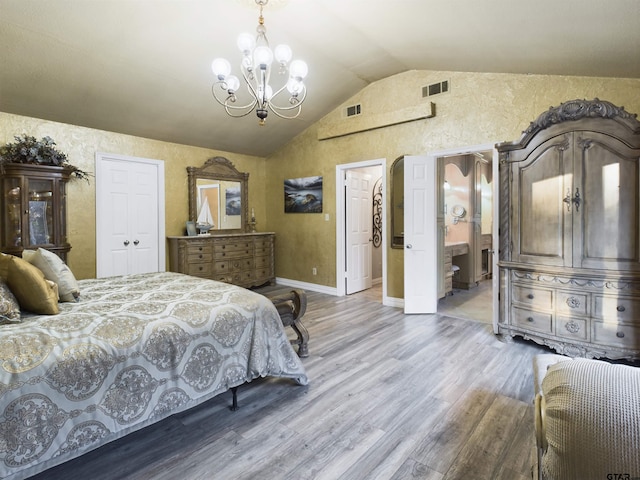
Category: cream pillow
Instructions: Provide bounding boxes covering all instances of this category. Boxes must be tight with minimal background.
[23,248,80,302]
[0,280,21,324]
[541,358,640,479]
[5,255,59,314]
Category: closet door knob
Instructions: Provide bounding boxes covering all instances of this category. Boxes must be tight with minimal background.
[616,305,626,312]
[406,244,412,249]
[133,240,140,246]
[124,240,130,246]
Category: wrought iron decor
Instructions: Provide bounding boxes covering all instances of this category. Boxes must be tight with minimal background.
[372,177,383,247]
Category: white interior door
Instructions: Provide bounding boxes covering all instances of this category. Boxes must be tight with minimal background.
[345,170,373,294]
[96,154,164,277]
[404,155,438,313]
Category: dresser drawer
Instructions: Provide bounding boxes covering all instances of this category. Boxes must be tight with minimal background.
[556,316,589,341]
[512,284,553,310]
[593,296,639,323]
[214,240,252,252]
[592,321,640,350]
[232,271,254,285]
[556,291,589,316]
[184,262,212,277]
[215,247,252,259]
[254,255,271,269]
[255,267,272,281]
[187,252,212,263]
[230,258,254,271]
[511,306,553,333]
[185,242,212,255]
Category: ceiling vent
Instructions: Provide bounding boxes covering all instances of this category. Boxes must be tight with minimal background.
[422,80,449,97]
[346,104,362,117]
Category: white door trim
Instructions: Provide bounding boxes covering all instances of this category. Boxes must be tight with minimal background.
[95,152,166,277]
[427,142,498,326]
[336,159,387,303]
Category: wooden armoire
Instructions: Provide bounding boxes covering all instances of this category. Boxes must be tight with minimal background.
[497,99,640,361]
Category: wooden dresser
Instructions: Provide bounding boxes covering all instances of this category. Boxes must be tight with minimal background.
[167,232,275,289]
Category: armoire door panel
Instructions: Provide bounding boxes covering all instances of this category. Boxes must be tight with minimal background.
[513,135,572,266]
[576,133,640,271]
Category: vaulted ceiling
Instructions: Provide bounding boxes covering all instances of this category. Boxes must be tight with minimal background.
[1,0,639,157]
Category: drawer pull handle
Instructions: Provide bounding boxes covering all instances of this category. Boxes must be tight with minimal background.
[617,305,626,312]
[527,294,534,300]
[527,317,534,322]
[199,254,203,259]
[616,331,625,338]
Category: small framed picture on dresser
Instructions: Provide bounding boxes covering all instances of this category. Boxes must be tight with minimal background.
[186,221,197,236]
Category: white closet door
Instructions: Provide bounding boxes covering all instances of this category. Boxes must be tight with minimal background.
[96,154,164,277]
[345,170,373,294]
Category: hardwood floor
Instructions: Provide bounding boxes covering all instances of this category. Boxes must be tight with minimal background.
[31,285,550,480]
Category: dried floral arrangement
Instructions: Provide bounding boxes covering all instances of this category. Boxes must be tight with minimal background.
[0,134,91,181]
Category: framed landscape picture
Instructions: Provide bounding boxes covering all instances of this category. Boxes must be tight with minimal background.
[284,176,323,213]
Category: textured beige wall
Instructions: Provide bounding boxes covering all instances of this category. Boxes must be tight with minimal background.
[264,70,640,298]
[3,70,638,291]
[0,112,266,279]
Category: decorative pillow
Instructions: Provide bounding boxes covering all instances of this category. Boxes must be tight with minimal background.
[0,252,11,281]
[22,248,80,302]
[541,358,640,480]
[4,255,59,314]
[0,280,21,324]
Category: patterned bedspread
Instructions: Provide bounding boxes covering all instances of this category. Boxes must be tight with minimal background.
[0,272,308,480]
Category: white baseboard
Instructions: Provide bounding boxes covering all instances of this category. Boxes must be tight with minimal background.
[276,277,405,310]
[384,296,404,308]
[275,277,338,296]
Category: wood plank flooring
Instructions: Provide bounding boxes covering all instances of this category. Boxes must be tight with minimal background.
[30,285,551,480]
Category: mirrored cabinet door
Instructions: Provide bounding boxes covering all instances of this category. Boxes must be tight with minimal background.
[0,164,71,261]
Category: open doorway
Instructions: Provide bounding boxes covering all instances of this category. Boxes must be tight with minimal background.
[432,146,498,326]
[335,160,386,304]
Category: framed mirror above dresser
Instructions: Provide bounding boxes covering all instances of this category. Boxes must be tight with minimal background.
[168,156,275,289]
[187,156,249,234]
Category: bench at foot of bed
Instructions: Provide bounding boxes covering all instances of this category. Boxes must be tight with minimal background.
[265,289,309,358]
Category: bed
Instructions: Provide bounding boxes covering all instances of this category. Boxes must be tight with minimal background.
[0,270,308,480]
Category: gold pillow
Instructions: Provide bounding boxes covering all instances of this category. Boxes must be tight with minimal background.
[5,255,59,314]
[0,252,11,282]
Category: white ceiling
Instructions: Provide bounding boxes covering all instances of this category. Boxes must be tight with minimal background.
[1,0,639,157]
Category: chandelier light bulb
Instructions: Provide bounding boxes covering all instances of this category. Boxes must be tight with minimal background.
[286,78,304,95]
[225,75,240,93]
[211,58,231,79]
[289,59,308,80]
[274,44,292,65]
[254,45,274,68]
[237,32,255,54]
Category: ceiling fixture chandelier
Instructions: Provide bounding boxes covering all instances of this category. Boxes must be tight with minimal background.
[211,0,308,126]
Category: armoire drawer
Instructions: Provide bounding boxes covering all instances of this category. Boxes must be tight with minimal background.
[512,284,553,310]
[511,307,553,333]
[592,321,640,350]
[593,296,639,323]
[555,316,589,341]
[556,291,589,317]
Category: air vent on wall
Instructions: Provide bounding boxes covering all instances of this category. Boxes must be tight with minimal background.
[346,104,362,117]
[422,80,449,97]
